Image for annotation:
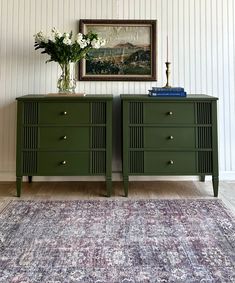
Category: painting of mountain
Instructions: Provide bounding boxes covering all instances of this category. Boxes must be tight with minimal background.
[86,42,151,75]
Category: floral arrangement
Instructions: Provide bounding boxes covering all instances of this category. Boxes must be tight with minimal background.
[33,27,105,92]
[34,27,105,65]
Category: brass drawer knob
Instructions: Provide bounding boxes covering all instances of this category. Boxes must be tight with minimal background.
[62,136,67,140]
[169,136,174,140]
[62,111,67,115]
[169,160,174,165]
[61,161,67,165]
[168,111,173,115]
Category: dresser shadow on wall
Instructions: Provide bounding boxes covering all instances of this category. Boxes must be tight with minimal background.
[0,101,17,171]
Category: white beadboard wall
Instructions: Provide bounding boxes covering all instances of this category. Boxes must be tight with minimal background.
[0,0,235,180]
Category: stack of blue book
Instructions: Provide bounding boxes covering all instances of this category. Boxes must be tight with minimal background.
[148,87,187,97]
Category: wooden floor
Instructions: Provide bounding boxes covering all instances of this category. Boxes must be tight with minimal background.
[0,180,235,215]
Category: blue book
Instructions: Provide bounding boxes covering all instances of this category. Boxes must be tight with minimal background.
[148,90,187,97]
[152,87,185,93]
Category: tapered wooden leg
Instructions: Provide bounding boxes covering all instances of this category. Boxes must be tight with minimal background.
[212,176,219,197]
[28,176,32,183]
[200,175,205,182]
[123,176,129,197]
[106,177,112,197]
[16,176,22,197]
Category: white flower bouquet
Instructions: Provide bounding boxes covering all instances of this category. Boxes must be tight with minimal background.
[34,27,105,92]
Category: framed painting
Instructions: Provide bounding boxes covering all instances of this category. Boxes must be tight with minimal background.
[79,19,157,81]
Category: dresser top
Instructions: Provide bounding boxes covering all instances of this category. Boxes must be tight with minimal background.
[120,94,218,101]
[16,94,113,101]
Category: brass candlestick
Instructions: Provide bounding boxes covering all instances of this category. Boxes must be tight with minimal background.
[164,61,171,88]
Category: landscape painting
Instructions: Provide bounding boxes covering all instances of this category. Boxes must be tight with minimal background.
[79,20,157,81]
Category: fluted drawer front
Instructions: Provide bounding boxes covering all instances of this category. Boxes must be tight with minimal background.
[144,152,196,174]
[144,102,195,124]
[39,127,90,150]
[38,152,89,175]
[143,127,195,148]
[39,102,90,124]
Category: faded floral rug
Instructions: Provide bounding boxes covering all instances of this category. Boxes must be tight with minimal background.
[0,200,235,283]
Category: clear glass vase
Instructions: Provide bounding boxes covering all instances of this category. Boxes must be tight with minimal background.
[57,62,76,93]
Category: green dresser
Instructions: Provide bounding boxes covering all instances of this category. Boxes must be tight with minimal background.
[121,94,219,197]
[16,94,113,197]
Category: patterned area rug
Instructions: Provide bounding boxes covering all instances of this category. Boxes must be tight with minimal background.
[0,200,235,283]
[0,200,11,213]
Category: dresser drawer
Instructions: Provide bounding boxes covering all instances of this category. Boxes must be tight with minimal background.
[144,152,196,174]
[143,102,195,124]
[39,127,89,150]
[39,102,90,124]
[143,127,195,148]
[38,152,90,175]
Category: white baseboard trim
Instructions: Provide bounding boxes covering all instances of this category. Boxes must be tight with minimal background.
[0,171,234,182]
[219,171,235,181]
[0,172,16,182]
